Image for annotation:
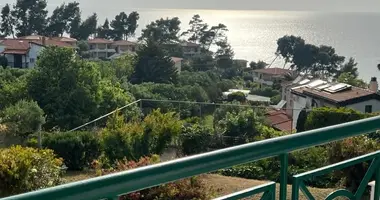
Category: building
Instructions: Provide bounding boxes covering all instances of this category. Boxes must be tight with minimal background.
[171,57,183,74]
[289,77,380,129]
[87,38,115,60]
[181,42,201,58]
[252,68,294,86]
[0,38,73,68]
[51,37,77,47]
[112,40,137,54]
[265,109,293,133]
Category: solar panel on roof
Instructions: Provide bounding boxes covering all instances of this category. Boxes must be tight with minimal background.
[316,84,331,90]
[299,79,310,85]
[306,80,327,88]
[324,83,352,93]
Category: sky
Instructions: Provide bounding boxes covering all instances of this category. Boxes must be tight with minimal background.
[1,0,380,12]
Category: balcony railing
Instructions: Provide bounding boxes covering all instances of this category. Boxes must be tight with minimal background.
[1,116,380,200]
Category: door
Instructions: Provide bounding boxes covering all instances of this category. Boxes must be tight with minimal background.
[13,54,23,68]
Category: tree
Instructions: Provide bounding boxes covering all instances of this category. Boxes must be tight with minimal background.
[296,109,308,132]
[215,39,234,70]
[77,13,98,40]
[0,4,15,38]
[337,72,367,88]
[132,39,178,84]
[378,63,380,71]
[0,68,30,110]
[68,9,81,39]
[12,0,48,36]
[276,35,305,65]
[0,100,45,138]
[249,60,268,70]
[46,2,80,37]
[227,92,246,103]
[335,57,358,78]
[200,23,228,50]
[27,47,103,130]
[139,17,181,43]
[110,12,128,40]
[76,40,90,58]
[181,14,208,44]
[97,19,111,39]
[126,11,139,38]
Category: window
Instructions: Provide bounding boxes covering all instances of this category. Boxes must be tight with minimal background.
[365,105,373,113]
[30,58,35,63]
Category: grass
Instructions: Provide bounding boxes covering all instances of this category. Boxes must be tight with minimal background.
[63,171,338,200]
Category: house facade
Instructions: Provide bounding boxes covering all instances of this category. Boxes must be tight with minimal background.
[289,77,380,129]
[181,42,201,58]
[253,68,293,86]
[87,38,115,60]
[0,37,73,68]
[171,57,183,74]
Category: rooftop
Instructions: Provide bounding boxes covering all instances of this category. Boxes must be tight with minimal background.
[265,109,292,132]
[112,40,137,46]
[171,57,183,63]
[88,38,113,44]
[253,67,293,76]
[291,79,380,105]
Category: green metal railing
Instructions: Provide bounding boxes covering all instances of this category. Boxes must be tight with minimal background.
[2,116,380,200]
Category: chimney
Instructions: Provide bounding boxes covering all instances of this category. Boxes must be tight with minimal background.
[42,36,46,46]
[369,77,378,92]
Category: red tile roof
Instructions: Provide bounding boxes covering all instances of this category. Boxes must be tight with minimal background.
[32,40,73,47]
[51,37,77,42]
[265,109,293,132]
[88,38,113,44]
[112,40,137,46]
[292,86,379,104]
[253,68,292,76]
[0,39,30,50]
[19,35,44,40]
[171,57,183,63]
[1,49,29,55]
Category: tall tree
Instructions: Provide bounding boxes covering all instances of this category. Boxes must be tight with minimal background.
[78,13,98,40]
[132,39,178,84]
[0,4,15,38]
[249,60,268,70]
[126,11,139,38]
[69,11,81,39]
[139,17,181,43]
[181,14,208,44]
[12,0,48,36]
[110,12,128,40]
[335,57,358,78]
[199,23,228,50]
[46,2,80,37]
[97,19,111,39]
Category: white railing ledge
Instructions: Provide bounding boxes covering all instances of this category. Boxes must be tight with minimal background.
[368,181,375,200]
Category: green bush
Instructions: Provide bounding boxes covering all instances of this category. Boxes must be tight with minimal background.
[43,131,101,170]
[227,92,246,102]
[180,123,214,155]
[250,87,280,97]
[0,100,45,138]
[101,109,182,162]
[0,146,63,197]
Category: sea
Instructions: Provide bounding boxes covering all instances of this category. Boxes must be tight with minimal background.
[116,9,379,80]
[8,1,380,80]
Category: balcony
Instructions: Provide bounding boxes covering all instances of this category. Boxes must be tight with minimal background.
[1,116,379,200]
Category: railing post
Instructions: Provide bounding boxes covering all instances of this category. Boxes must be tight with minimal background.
[375,170,379,200]
[280,154,288,200]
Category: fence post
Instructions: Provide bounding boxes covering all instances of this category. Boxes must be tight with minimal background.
[280,154,288,200]
[37,123,42,149]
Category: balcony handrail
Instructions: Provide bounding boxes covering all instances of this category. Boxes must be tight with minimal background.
[2,116,380,200]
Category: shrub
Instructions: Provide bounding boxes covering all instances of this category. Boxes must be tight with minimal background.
[0,100,45,138]
[227,92,246,102]
[180,123,214,155]
[0,146,63,197]
[250,87,280,97]
[101,109,182,162]
[270,94,281,105]
[43,131,101,170]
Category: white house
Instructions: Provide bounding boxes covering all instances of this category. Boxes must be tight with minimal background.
[0,38,74,68]
[171,57,183,74]
[289,77,380,129]
[252,68,294,86]
[87,38,116,60]
[0,39,44,68]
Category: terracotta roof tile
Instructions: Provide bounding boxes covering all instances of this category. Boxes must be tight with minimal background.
[1,49,29,55]
[265,109,293,132]
[171,57,183,63]
[51,37,77,42]
[0,39,30,50]
[253,68,293,76]
[88,38,113,44]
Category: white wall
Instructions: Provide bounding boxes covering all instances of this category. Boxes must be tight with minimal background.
[291,94,307,129]
[174,61,181,74]
[347,99,380,113]
[28,44,44,68]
